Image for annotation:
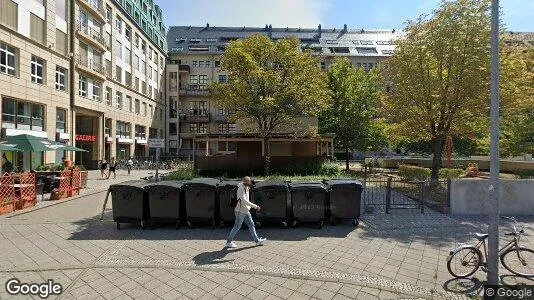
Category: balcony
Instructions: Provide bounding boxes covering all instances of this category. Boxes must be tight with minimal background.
[178,65,190,73]
[181,112,210,123]
[76,22,107,52]
[76,55,106,80]
[212,114,228,123]
[77,0,106,23]
[185,89,210,97]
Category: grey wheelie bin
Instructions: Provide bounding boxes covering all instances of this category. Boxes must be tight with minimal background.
[325,179,363,226]
[290,182,328,228]
[182,178,219,228]
[109,180,150,229]
[253,181,290,228]
[217,180,240,227]
[144,181,184,229]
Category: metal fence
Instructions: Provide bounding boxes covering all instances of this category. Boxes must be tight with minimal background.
[363,177,451,213]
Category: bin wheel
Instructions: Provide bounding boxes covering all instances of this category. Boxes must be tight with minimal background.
[318,220,324,229]
[211,220,217,228]
[282,221,288,229]
[219,220,225,228]
[175,222,180,230]
[116,222,120,230]
[187,221,194,229]
[292,219,298,228]
[352,219,359,227]
[140,221,145,230]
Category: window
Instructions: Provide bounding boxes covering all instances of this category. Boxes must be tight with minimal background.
[192,60,198,67]
[115,16,122,33]
[105,87,112,105]
[30,56,45,84]
[125,71,132,86]
[115,65,122,82]
[356,47,378,54]
[0,42,16,76]
[135,125,146,139]
[229,123,236,133]
[198,61,204,68]
[116,91,123,109]
[124,48,130,64]
[93,81,101,101]
[140,58,145,73]
[78,75,87,97]
[169,72,177,92]
[148,66,152,79]
[55,29,67,55]
[142,102,147,116]
[218,75,227,83]
[205,61,211,68]
[149,105,153,117]
[127,96,132,112]
[189,123,198,133]
[105,5,112,23]
[198,124,207,133]
[0,0,18,30]
[2,98,45,130]
[116,40,122,59]
[135,99,140,114]
[135,34,140,48]
[56,108,67,133]
[134,54,139,70]
[125,25,131,40]
[215,61,221,68]
[116,121,131,138]
[30,13,45,44]
[198,75,208,87]
[135,77,139,91]
[55,66,67,91]
[56,0,67,20]
[190,75,198,85]
[105,118,111,135]
[169,122,177,135]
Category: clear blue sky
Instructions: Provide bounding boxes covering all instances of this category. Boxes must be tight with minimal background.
[157,0,533,32]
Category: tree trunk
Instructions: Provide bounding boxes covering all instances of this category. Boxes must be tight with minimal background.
[431,136,445,185]
[264,136,271,175]
[345,148,350,171]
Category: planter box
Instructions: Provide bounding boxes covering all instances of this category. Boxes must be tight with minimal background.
[80,171,88,189]
[0,203,14,215]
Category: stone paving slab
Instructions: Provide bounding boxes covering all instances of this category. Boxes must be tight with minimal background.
[1,188,533,299]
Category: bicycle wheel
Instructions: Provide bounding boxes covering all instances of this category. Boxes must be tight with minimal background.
[501,247,534,277]
[447,246,482,278]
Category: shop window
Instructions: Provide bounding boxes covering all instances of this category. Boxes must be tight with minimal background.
[56,108,67,133]
[1,98,44,131]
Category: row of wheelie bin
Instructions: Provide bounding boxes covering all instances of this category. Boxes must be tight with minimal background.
[108,178,362,229]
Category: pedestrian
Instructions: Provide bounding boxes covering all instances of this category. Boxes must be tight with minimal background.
[107,157,117,179]
[127,157,133,175]
[100,159,108,179]
[226,176,266,248]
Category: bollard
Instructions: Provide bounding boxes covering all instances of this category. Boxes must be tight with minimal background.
[385,177,392,214]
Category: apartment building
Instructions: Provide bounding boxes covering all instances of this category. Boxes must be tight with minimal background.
[165,24,400,157]
[0,0,166,170]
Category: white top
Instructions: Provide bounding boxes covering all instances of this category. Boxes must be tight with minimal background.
[235,182,259,213]
[127,159,133,165]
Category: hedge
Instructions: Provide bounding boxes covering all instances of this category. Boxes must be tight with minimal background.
[398,165,431,181]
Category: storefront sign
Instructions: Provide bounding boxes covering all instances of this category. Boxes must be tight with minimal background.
[148,139,165,148]
[75,135,96,142]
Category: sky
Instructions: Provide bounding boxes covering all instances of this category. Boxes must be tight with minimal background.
[157,0,534,32]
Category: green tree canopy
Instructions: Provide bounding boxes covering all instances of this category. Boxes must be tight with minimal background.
[211,34,331,174]
[383,0,533,182]
[319,58,386,170]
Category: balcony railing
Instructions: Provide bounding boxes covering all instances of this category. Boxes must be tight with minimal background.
[76,55,105,75]
[179,86,210,97]
[76,22,106,49]
[78,0,106,21]
[181,112,210,123]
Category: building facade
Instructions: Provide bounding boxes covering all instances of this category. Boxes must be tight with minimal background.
[165,24,400,157]
[0,0,167,170]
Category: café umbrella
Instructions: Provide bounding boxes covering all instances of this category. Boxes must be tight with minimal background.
[0,134,87,169]
[0,144,22,173]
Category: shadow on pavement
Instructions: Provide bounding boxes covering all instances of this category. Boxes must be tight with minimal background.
[68,213,357,241]
[193,246,255,265]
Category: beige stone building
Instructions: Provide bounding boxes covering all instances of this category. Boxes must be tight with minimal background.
[165,24,400,160]
[0,0,166,170]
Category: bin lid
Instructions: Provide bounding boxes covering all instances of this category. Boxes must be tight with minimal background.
[218,180,240,189]
[183,177,220,189]
[109,180,150,191]
[290,181,327,191]
[254,181,288,190]
[144,180,185,191]
[326,179,363,188]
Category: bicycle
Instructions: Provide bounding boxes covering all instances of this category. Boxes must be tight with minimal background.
[447,216,534,278]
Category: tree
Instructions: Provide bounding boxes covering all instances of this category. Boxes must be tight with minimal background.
[211,35,331,174]
[382,0,532,183]
[319,58,386,170]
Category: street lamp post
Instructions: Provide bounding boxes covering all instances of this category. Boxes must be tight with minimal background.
[488,0,500,286]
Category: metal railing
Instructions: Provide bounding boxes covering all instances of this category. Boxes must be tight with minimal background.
[79,0,106,17]
[76,55,105,74]
[76,22,105,47]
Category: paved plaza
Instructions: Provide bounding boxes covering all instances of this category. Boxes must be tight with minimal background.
[0,174,533,299]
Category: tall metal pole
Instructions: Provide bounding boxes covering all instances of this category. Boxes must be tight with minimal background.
[488,0,500,285]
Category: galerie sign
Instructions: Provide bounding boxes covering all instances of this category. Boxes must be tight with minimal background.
[75,135,96,142]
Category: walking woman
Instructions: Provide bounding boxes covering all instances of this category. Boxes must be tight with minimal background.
[100,159,108,179]
[107,157,117,179]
